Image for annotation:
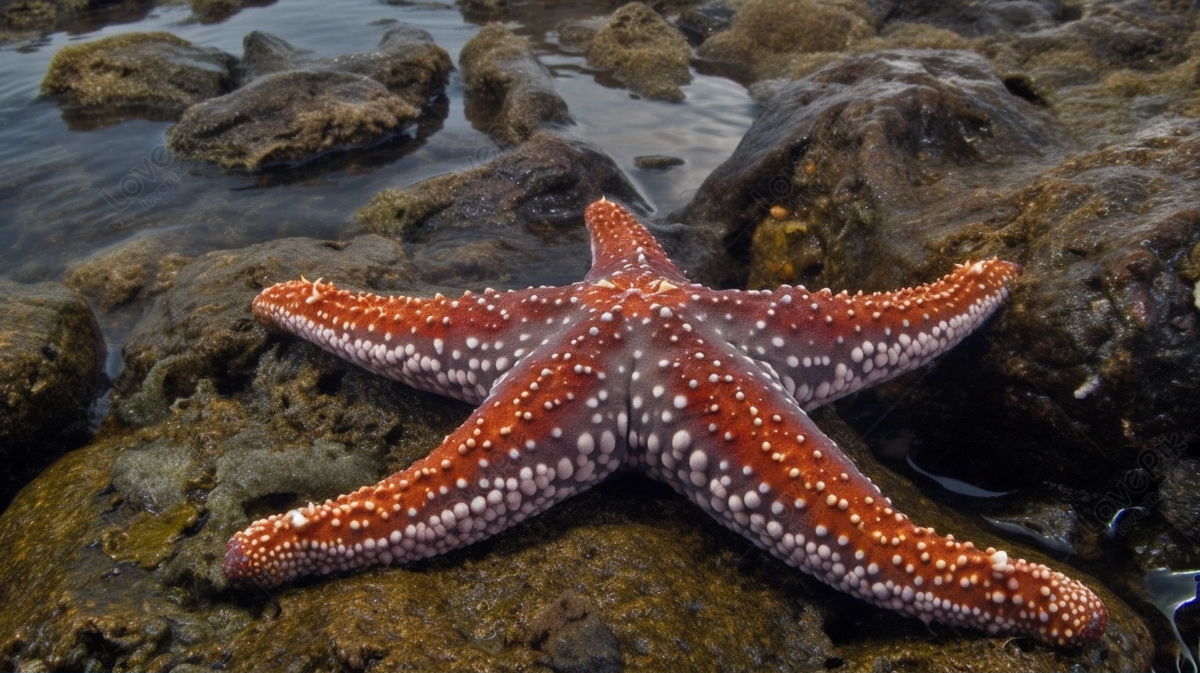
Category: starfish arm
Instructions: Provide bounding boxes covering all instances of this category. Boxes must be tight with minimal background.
[704,260,1021,410]
[224,330,629,588]
[627,339,1106,647]
[253,279,578,404]
[583,198,690,284]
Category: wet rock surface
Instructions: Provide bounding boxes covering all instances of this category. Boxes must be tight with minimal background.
[0,358,1151,672]
[356,131,647,288]
[696,0,875,81]
[112,235,417,425]
[40,31,237,129]
[681,49,1067,289]
[826,119,1200,497]
[0,280,105,507]
[65,237,191,312]
[587,2,692,101]
[459,22,573,145]
[168,27,451,169]
[1,0,150,36]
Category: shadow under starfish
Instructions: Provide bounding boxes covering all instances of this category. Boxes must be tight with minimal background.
[225,198,1107,648]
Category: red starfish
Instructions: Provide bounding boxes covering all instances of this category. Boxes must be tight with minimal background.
[226,199,1107,647]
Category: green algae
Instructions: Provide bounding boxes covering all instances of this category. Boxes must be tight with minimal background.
[41,31,236,109]
[356,171,472,237]
[587,2,692,101]
[103,502,201,570]
[459,22,572,145]
[0,382,1153,671]
[697,0,874,80]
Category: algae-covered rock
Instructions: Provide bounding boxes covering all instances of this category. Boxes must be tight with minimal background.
[235,26,453,109]
[65,237,190,311]
[681,49,1065,289]
[1,0,151,35]
[459,22,572,145]
[40,31,236,128]
[634,154,683,169]
[829,119,1200,498]
[112,235,417,425]
[587,2,692,101]
[168,71,414,170]
[189,0,275,23]
[696,0,874,80]
[168,27,451,169]
[675,0,738,44]
[356,131,645,287]
[0,389,1152,671]
[685,47,1198,495]
[2,0,84,31]
[0,333,465,669]
[0,279,105,505]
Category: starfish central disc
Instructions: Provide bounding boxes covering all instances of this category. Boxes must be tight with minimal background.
[226,198,1107,648]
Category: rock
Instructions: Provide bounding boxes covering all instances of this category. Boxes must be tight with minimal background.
[555,17,604,52]
[525,591,624,673]
[0,390,1152,670]
[696,0,874,81]
[586,3,692,101]
[235,26,453,110]
[456,0,508,20]
[40,31,237,129]
[1,0,150,34]
[189,0,275,23]
[65,237,190,311]
[459,22,573,145]
[0,280,105,506]
[633,154,683,169]
[355,131,646,287]
[1159,459,1200,544]
[969,120,1200,483]
[981,0,1199,144]
[680,49,1066,289]
[168,27,451,170]
[168,71,417,170]
[112,235,417,425]
[689,48,1198,492]
[674,0,737,45]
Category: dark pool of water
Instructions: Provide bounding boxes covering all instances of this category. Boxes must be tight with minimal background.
[0,0,758,356]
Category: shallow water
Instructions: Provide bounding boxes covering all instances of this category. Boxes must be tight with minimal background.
[0,0,758,354]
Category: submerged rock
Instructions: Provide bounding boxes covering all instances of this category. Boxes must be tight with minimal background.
[587,2,692,101]
[188,0,275,23]
[40,31,237,129]
[168,27,451,169]
[0,280,105,506]
[356,131,645,287]
[459,22,573,145]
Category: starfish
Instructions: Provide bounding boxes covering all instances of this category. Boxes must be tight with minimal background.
[226,199,1108,647]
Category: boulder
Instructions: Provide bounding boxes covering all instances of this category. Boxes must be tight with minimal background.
[459,22,573,145]
[168,27,452,169]
[40,31,236,128]
[356,131,646,288]
[587,3,692,101]
[0,280,105,505]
